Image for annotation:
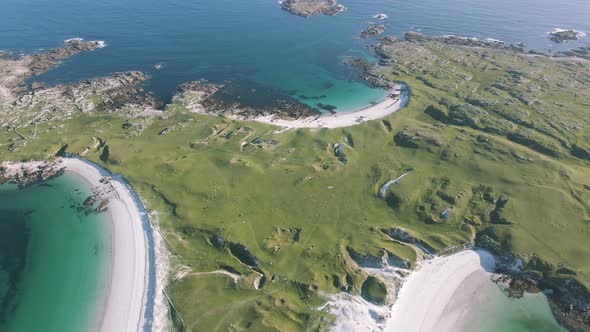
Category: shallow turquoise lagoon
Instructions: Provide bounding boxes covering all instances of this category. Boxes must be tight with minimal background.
[0,173,108,332]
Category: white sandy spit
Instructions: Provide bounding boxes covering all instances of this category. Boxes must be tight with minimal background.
[252,87,403,129]
[2,158,169,332]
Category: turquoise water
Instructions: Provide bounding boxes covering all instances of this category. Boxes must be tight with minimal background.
[0,173,108,332]
[463,280,566,332]
[1,0,589,112]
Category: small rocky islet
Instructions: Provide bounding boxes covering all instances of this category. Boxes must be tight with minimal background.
[279,0,346,17]
[360,25,386,39]
[548,29,584,43]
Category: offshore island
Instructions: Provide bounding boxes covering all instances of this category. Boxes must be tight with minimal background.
[1,14,590,332]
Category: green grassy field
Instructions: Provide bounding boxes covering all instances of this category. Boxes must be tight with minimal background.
[1,40,589,331]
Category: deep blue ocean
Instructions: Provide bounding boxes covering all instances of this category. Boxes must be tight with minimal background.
[1,0,589,112]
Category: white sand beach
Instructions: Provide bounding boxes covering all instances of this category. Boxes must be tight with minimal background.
[253,87,404,129]
[59,158,152,332]
[384,250,495,332]
[2,158,167,332]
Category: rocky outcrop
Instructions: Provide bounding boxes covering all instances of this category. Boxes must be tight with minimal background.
[228,243,260,268]
[171,80,320,120]
[28,39,105,75]
[495,273,590,331]
[381,227,435,254]
[548,29,583,43]
[403,32,525,52]
[210,233,261,269]
[360,25,386,39]
[495,275,542,298]
[0,38,158,131]
[477,230,590,332]
[571,144,590,160]
[2,71,156,130]
[0,162,65,188]
[344,57,397,89]
[280,0,346,17]
[506,132,561,158]
[0,39,105,104]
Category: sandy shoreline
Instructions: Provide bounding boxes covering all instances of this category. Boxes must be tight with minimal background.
[384,250,495,332]
[2,158,166,332]
[59,158,153,332]
[252,85,405,129]
[320,249,496,332]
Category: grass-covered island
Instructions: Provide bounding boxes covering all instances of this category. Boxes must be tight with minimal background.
[1,32,589,331]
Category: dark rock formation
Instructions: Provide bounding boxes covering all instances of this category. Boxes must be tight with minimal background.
[572,144,590,160]
[333,143,347,163]
[346,247,383,268]
[211,234,226,249]
[394,131,419,149]
[507,132,561,158]
[477,231,590,332]
[361,25,386,39]
[495,275,542,298]
[28,39,105,75]
[489,195,512,225]
[174,80,320,120]
[382,227,435,253]
[548,29,583,43]
[228,243,260,268]
[344,56,397,89]
[0,163,65,189]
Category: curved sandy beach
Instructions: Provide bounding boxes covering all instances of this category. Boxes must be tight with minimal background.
[59,158,155,332]
[2,158,167,332]
[253,85,406,129]
[385,250,495,332]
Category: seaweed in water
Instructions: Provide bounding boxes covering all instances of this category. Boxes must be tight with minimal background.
[0,211,30,325]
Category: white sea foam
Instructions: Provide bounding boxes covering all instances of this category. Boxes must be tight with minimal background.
[64,37,84,43]
[483,38,505,44]
[373,13,388,20]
